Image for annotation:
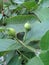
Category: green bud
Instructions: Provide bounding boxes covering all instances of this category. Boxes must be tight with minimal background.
[24,22,31,31]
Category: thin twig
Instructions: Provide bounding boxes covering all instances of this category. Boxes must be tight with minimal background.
[16,38,36,53]
[17,49,29,60]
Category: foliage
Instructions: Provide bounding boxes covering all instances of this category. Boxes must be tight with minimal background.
[0,0,49,65]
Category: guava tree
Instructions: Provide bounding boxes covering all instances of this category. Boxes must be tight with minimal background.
[0,0,49,65]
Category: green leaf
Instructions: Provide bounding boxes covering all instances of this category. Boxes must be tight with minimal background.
[41,0,49,8]
[26,56,44,65]
[26,50,49,65]
[7,55,22,65]
[40,50,49,65]
[0,39,21,52]
[26,21,49,43]
[4,15,37,24]
[34,8,49,22]
[22,1,38,10]
[5,51,15,64]
[40,30,49,50]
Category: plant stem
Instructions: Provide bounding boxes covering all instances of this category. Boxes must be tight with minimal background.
[16,38,36,53]
[23,30,27,42]
[17,49,29,60]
